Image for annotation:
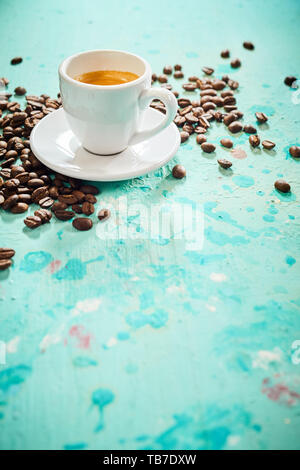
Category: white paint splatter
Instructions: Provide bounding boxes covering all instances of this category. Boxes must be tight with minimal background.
[6,336,20,353]
[40,324,66,352]
[106,337,117,348]
[71,298,102,317]
[252,347,282,370]
[166,285,185,294]
[209,272,227,282]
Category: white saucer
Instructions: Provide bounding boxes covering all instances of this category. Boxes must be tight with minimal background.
[30,107,180,181]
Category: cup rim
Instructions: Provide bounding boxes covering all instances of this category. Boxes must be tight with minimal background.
[59,49,150,90]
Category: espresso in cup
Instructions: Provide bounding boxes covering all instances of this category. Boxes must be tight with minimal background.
[75,70,139,86]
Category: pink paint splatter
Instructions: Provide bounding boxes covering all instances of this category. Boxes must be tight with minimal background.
[47,260,62,274]
[231,148,247,160]
[69,325,92,349]
[262,378,300,406]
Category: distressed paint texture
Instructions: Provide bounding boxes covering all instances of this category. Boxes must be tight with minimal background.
[0,0,300,450]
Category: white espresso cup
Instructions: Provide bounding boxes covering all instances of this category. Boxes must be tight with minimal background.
[59,50,178,155]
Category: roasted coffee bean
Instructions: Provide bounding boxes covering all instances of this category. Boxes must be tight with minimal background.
[151,73,157,82]
[10,57,23,65]
[0,141,7,150]
[212,80,226,90]
[172,164,186,179]
[174,115,186,127]
[182,83,197,91]
[223,113,237,126]
[72,204,83,214]
[34,209,52,223]
[196,135,207,145]
[160,83,172,91]
[2,194,18,210]
[255,112,268,123]
[214,111,224,121]
[224,105,237,112]
[4,178,20,190]
[243,41,254,50]
[5,150,18,159]
[11,202,28,213]
[0,248,15,259]
[58,194,78,205]
[39,196,54,208]
[18,193,31,203]
[289,145,300,158]
[24,215,42,229]
[49,186,59,199]
[223,95,236,106]
[221,49,230,58]
[177,98,191,108]
[202,67,214,75]
[158,75,168,83]
[31,186,48,202]
[180,131,189,143]
[201,142,216,153]
[244,124,257,134]
[54,209,75,221]
[85,193,97,203]
[98,209,111,221]
[0,193,4,205]
[10,166,24,178]
[284,76,297,87]
[82,201,94,216]
[220,138,233,148]
[202,102,216,112]
[72,217,93,231]
[274,179,291,193]
[174,64,182,71]
[0,77,9,87]
[182,123,194,135]
[185,112,198,124]
[228,79,239,90]
[234,110,244,119]
[0,259,12,270]
[51,201,68,212]
[194,126,207,134]
[79,184,99,195]
[249,135,260,148]
[231,58,241,68]
[14,86,26,96]
[0,169,11,179]
[228,121,243,133]
[163,65,172,75]
[174,71,184,79]
[218,159,232,169]
[261,140,275,150]
[27,178,45,188]
[173,91,179,98]
[16,172,30,184]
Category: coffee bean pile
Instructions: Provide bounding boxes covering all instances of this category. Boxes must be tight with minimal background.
[0,87,110,243]
[150,41,298,192]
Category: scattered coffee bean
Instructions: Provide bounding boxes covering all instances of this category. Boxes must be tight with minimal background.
[196,135,207,145]
[2,194,18,210]
[98,209,111,221]
[172,164,186,179]
[34,209,52,223]
[262,140,276,150]
[274,179,291,193]
[163,65,172,75]
[289,146,300,158]
[228,121,243,133]
[202,67,214,75]
[10,202,28,213]
[182,83,197,91]
[180,131,189,143]
[284,76,297,87]
[24,215,42,229]
[158,75,168,83]
[220,138,233,148]
[194,126,207,134]
[174,71,184,79]
[79,184,99,195]
[0,259,12,270]
[201,142,216,153]
[58,194,78,205]
[14,86,26,96]
[243,41,254,50]
[230,58,241,68]
[249,135,260,148]
[221,49,230,58]
[54,209,75,221]
[72,217,93,231]
[151,73,157,82]
[243,124,257,134]
[218,159,232,169]
[174,64,182,71]
[39,196,54,208]
[0,248,15,259]
[255,112,268,123]
[82,201,94,216]
[72,204,83,214]
[10,57,23,65]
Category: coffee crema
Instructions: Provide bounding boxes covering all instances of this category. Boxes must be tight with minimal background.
[75,70,139,86]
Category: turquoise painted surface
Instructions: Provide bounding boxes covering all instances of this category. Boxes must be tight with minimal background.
[0,0,300,450]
